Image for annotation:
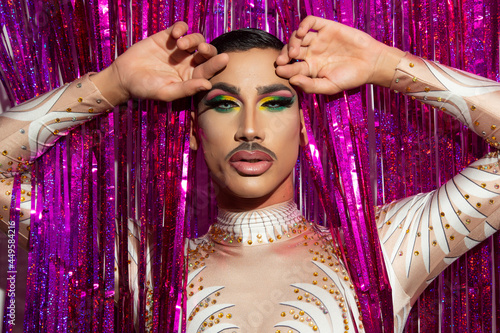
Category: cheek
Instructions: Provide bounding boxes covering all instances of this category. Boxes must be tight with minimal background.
[265,112,301,144]
[198,116,225,145]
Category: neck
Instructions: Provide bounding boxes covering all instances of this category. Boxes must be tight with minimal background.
[210,200,305,246]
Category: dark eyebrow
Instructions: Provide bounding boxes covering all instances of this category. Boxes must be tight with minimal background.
[209,82,241,95]
[256,84,293,95]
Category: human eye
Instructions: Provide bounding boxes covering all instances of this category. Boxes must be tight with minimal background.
[259,96,295,112]
[204,95,240,113]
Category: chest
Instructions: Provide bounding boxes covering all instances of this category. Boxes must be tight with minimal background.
[185,231,365,333]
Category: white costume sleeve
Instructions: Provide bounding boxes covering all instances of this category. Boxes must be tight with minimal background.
[376,53,500,330]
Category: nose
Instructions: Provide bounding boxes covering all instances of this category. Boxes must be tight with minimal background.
[234,106,265,142]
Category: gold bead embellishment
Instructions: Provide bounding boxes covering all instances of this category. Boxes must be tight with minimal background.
[53,129,60,135]
[440,212,445,217]
[247,240,252,245]
[445,224,450,229]
[432,241,437,246]
[406,87,411,92]
[476,203,481,208]
[409,63,415,67]
[424,87,430,92]
[471,105,476,111]
[2,150,7,156]
[490,199,494,204]
[66,108,72,112]
[55,118,61,123]
[474,121,479,126]
[492,125,497,130]
[78,97,83,103]
[464,194,470,199]
[89,108,94,113]
[412,77,417,82]
[465,219,471,224]
[414,251,419,256]
[450,235,455,241]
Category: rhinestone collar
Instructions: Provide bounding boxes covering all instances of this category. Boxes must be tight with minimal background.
[209,200,306,246]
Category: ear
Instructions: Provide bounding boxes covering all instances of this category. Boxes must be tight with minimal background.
[189,111,199,151]
[299,108,309,146]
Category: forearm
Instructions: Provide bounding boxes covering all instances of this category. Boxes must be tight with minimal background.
[377,54,500,306]
[0,174,32,250]
[0,74,114,175]
[390,53,500,145]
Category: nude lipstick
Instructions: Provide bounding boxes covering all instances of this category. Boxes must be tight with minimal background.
[229,150,273,176]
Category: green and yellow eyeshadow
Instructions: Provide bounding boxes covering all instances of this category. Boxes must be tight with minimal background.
[204,95,240,113]
[258,96,296,112]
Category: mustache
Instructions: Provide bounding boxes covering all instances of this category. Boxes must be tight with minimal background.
[225,142,277,161]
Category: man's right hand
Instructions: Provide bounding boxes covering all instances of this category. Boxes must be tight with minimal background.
[91,21,229,105]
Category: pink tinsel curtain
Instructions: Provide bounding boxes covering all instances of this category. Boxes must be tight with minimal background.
[0,0,498,332]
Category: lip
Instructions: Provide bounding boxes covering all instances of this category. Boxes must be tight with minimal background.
[229,151,274,175]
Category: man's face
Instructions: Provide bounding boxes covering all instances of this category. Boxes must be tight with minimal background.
[192,48,307,209]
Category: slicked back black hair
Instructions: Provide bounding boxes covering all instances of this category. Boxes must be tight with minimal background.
[210,28,284,53]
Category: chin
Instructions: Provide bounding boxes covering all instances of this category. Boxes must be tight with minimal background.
[214,172,293,206]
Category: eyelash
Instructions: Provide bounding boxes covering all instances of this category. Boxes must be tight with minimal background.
[205,97,240,113]
[204,96,295,113]
[260,97,295,111]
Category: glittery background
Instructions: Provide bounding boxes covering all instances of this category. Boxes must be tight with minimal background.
[1,0,499,332]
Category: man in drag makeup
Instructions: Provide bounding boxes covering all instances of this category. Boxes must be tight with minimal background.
[1,16,500,332]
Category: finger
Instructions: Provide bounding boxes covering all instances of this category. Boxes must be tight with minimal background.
[296,16,328,37]
[288,46,309,61]
[170,21,189,39]
[159,79,212,102]
[192,53,229,79]
[192,43,218,64]
[287,31,317,58]
[276,45,291,66]
[177,33,206,51]
[197,43,218,59]
[275,61,311,79]
[287,31,302,59]
[289,75,341,95]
